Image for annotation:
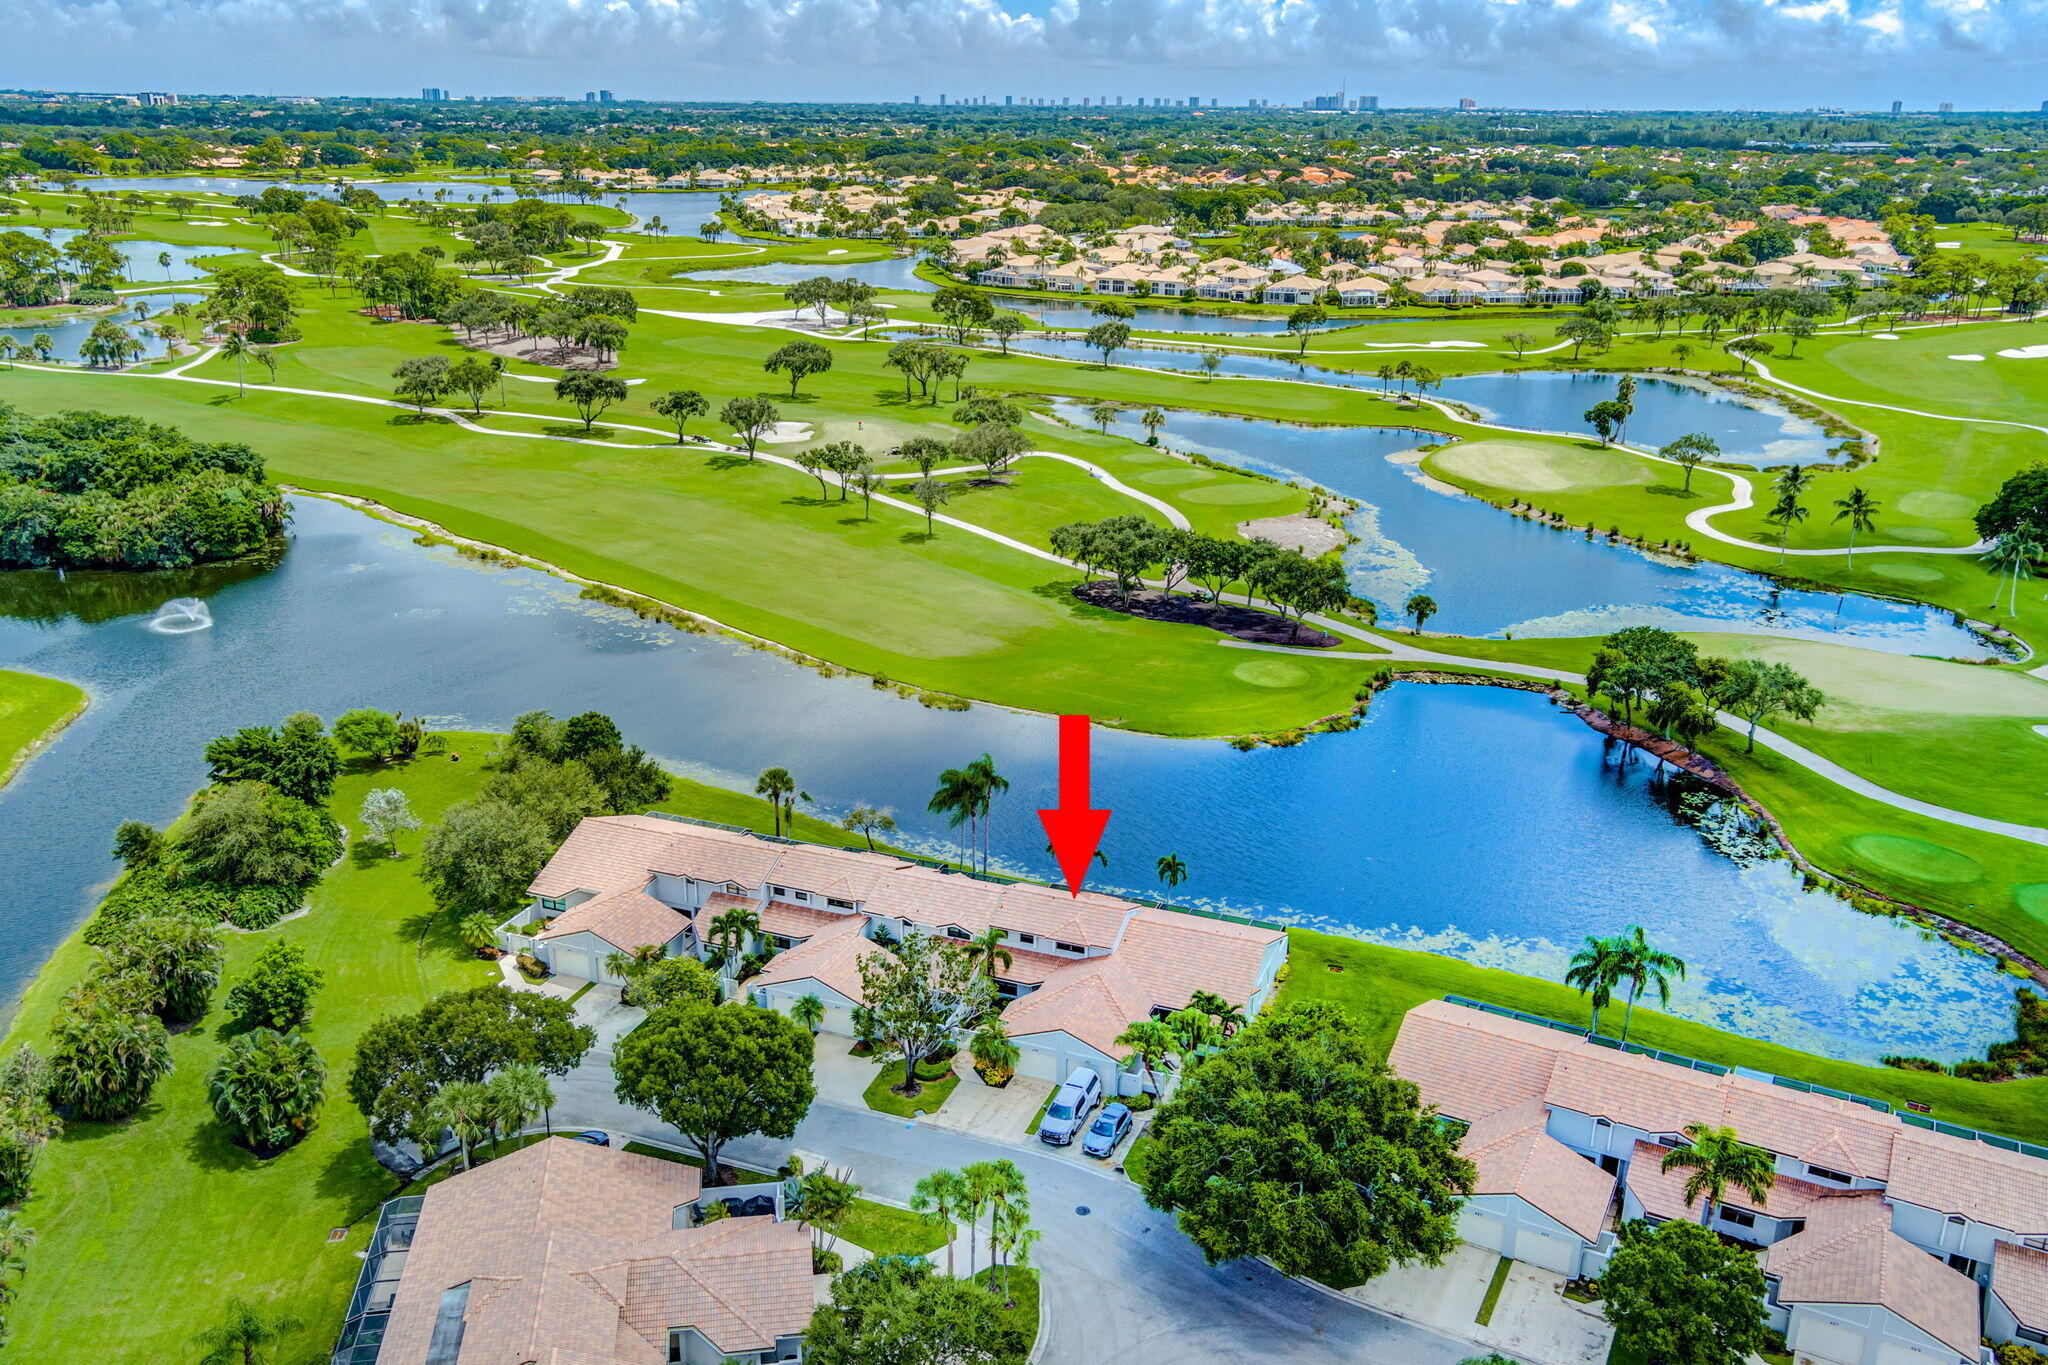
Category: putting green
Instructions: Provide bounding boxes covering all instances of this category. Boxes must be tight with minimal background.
[1896,490,1977,520]
[1233,658,1311,687]
[1869,562,1944,584]
[1846,834,1983,885]
[1430,438,1651,495]
[2016,884,2048,919]
[1134,467,1213,487]
[1689,636,2048,717]
[1886,526,1955,544]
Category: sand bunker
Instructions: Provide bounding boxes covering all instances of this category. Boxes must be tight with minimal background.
[1997,345,2048,360]
[1949,354,1986,362]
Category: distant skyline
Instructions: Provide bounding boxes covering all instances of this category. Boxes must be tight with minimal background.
[3,0,2043,111]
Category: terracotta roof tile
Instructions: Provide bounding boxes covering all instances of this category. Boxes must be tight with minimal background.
[538,885,690,955]
[1993,1242,2048,1332]
[1888,1125,2048,1235]
[1763,1194,1982,1359]
[1461,1099,1616,1241]
[749,917,884,1001]
[1624,1140,1837,1222]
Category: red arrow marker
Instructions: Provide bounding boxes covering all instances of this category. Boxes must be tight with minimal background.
[1038,714,1111,898]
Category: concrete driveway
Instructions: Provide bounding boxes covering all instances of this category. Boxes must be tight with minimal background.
[919,1062,1052,1144]
[552,1056,1485,1365]
[1345,1241,1611,1365]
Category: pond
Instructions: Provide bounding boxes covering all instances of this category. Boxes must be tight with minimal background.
[1,291,187,364]
[677,255,930,293]
[0,496,2015,1063]
[1051,399,1997,656]
[1005,334,1839,467]
[31,228,223,285]
[983,292,1377,336]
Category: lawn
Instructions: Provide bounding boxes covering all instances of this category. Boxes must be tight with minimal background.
[972,1265,1041,1363]
[0,669,86,790]
[863,1059,961,1117]
[835,1198,951,1257]
[1121,1134,1156,1185]
[1,739,500,1364]
[1281,931,2048,1140]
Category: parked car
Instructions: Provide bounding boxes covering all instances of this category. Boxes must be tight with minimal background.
[1036,1068,1104,1146]
[1081,1102,1133,1158]
[571,1130,611,1147]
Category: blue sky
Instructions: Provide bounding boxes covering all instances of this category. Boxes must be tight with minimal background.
[3,0,2044,110]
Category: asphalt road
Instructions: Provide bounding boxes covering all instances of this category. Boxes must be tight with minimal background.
[556,1062,1479,1365]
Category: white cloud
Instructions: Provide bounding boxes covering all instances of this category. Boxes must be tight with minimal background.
[2,0,2044,102]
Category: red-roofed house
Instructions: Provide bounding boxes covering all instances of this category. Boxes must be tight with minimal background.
[504,815,1286,1096]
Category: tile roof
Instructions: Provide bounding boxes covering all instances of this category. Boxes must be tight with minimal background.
[1993,1242,2048,1331]
[597,1217,813,1357]
[1624,1140,1838,1222]
[758,900,859,941]
[1386,999,1566,1120]
[538,884,690,955]
[748,917,884,1001]
[377,1139,707,1365]
[1763,1193,1983,1359]
[1888,1125,2048,1235]
[1461,1099,1616,1241]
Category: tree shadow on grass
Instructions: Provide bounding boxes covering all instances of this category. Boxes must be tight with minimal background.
[1645,484,1708,500]
[898,529,939,545]
[706,452,755,471]
[182,1115,265,1174]
[1028,576,1127,622]
[388,413,451,428]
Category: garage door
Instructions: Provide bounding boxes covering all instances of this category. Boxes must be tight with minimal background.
[1015,1045,1061,1083]
[1791,1315,1866,1365]
[1459,1208,1508,1254]
[1508,1228,1580,1276]
[551,949,593,980]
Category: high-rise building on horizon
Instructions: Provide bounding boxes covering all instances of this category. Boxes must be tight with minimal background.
[1458,96,1477,110]
[1891,99,1903,114]
[422,87,447,101]
[1939,101,1955,113]
[1357,95,1379,110]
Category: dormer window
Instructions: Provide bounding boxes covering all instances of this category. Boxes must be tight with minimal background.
[1055,941,1085,955]
[538,897,565,912]
[725,882,744,894]
[827,898,854,910]
[1805,1164,1853,1186]
[770,885,788,898]
[1014,933,1036,946]
[944,925,970,940]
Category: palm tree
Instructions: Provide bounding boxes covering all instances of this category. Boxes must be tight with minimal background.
[970,1017,1019,1085]
[1155,853,1187,889]
[0,1210,31,1313]
[485,1063,555,1147]
[193,1295,303,1365]
[790,994,826,1034]
[458,911,501,955]
[1163,1005,1221,1072]
[1610,925,1687,1043]
[708,906,761,967]
[754,766,796,835]
[1981,531,2041,616]
[910,1168,971,1275]
[1089,401,1120,433]
[1116,1019,1177,1094]
[963,1159,1026,1277]
[1139,406,1167,444]
[964,926,1013,979]
[1831,487,1880,566]
[964,753,1008,872]
[603,942,666,984]
[220,330,249,396]
[420,1079,494,1171]
[157,249,173,289]
[1659,1122,1775,1224]
[1187,988,1246,1037]
[1404,592,1438,634]
[928,764,980,867]
[1564,934,1625,1036]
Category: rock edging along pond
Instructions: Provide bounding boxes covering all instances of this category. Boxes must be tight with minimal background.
[0,493,2021,1065]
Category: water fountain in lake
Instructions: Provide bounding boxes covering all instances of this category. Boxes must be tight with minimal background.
[144,598,213,634]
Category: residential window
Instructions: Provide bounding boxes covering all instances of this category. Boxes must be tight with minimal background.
[1720,1208,1757,1229]
[945,925,970,940]
[2025,1236,2048,1252]
[1014,933,1036,945]
[1654,1134,1686,1149]
[1055,941,1085,955]
[828,898,854,909]
[770,885,787,898]
[2018,1328,2048,1347]
[1805,1164,1853,1185]
[539,897,564,912]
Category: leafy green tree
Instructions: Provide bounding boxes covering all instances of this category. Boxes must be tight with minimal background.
[1659,1123,1776,1221]
[208,1029,326,1153]
[111,820,167,870]
[333,707,402,760]
[50,988,173,1121]
[987,314,1025,354]
[225,940,323,1030]
[358,787,422,854]
[910,477,953,535]
[764,338,833,398]
[1286,303,1327,356]
[105,915,223,1025]
[448,356,498,415]
[1659,433,1719,493]
[0,1049,60,1205]
[391,354,452,414]
[191,1295,302,1365]
[839,804,896,850]
[1725,334,1773,373]
[348,985,593,1143]
[651,388,708,442]
[858,933,995,1098]
[555,370,629,432]
[202,713,340,807]
[1084,320,1132,366]
[611,1000,815,1184]
[932,285,995,343]
[178,783,341,888]
[417,798,556,917]
[1708,656,1826,752]
[1974,461,2048,542]
[621,956,721,1012]
[1600,1218,1770,1365]
[1557,315,1614,359]
[479,758,604,840]
[720,395,780,461]
[804,1256,1016,1365]
[1135,1001,1474,1286]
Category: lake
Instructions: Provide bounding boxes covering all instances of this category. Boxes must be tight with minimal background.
[983,292,1373,336]
[0,497,2014,1063]
[2,291,187,364]
[677,256,930,292]
[1051,399,1996,655]
[1006,334,1838,466]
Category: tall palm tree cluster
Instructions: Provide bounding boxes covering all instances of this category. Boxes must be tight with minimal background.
[1564,925,1688,1043]
[909,1159,1038,1301]
[928,754,1009,872]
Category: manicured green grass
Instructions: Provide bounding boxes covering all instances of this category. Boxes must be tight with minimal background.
[1281,931,2048,1140]
[836,1198,951,1257]
[0,669,85,790]
[618,1140,775,1184]
[1122,1134,1156,1184]
[1024,1084,1059,1135]
[1,739,501,1363]
[1476,1255,1513,1326]
[863,1060,961,1117]
[972,1265,1041,1363]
